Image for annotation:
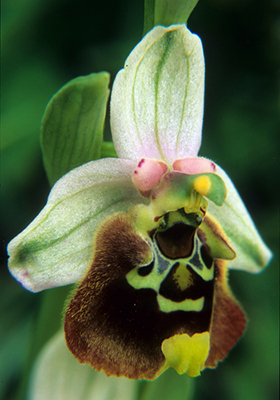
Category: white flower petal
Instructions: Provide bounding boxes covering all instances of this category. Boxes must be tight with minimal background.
[111,24,204,165]
[208,165,272,273]
[7,158,144,292]
[28,331,138,400]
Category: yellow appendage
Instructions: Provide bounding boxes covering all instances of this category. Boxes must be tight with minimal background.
[161,332,210,377]
[193,175,211,197]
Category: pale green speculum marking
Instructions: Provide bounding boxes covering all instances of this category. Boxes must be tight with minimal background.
[126,210,214,313]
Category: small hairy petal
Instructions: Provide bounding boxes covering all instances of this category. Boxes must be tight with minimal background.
[173,157,216,174]
[132,158,168,192]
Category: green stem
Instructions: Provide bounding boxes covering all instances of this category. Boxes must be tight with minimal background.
[143,0,199,36]
[143,0,156,36]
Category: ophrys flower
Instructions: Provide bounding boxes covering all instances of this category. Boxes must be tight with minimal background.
[7,24,272,380]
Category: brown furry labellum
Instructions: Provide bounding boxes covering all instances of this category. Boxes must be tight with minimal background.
[64,213,246,380]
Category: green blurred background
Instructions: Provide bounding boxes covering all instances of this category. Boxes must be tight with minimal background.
[1,0,279,399]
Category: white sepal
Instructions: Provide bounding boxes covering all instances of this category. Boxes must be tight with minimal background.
[111,24,204,165]
[208,165,272,273]
[7,158,143,292]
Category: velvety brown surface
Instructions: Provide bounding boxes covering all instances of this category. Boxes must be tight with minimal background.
[64,213,215,379]
[205,259,247,368]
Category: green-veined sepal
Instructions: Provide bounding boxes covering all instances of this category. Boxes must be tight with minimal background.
[111,24,204,166]
[7,159,145,292]
[208,164,272,272]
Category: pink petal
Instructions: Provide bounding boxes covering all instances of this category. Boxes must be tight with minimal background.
[173,157,216,174]
[132,158,168,193]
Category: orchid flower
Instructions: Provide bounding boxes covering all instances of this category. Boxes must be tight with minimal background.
[7,24,272,380]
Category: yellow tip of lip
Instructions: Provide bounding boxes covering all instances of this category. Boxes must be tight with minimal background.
[161,332,210,377]
[193,175,211,197]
